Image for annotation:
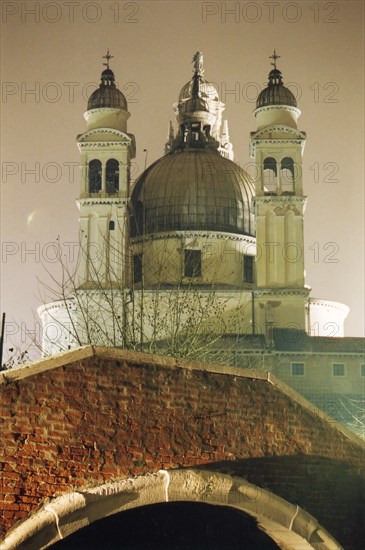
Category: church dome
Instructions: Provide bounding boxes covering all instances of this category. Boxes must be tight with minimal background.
[179,78,219,103]
[178,52,219,104]
[87,68,127,111]
[177,72,210,119]
[130,149,255,237]
[256,68,297,108]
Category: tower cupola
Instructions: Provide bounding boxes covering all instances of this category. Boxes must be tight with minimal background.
[254,50,300,130]
[84,50,130,132]
[256,67,297,109]
[87,67,127,111]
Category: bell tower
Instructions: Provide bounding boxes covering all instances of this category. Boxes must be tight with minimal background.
[76,51,136,288]
[250,52,309,335]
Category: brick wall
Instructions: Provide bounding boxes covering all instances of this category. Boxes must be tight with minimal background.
[1,348,364,549]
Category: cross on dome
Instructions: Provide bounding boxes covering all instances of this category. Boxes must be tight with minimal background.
[269,49,281,69]
[103,49,114,69]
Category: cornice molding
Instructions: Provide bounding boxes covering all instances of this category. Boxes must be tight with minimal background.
[77,127,132,144]
[77,197,129,207]
[77,142,130,149]
[251,126,306,140]
[37,298,76,316]
[254,195,307,206]
[130,230,257,245]
[272,350,365,358]
[252,139,303,146]
[253,104,301,117]
[254,288,310,297]
[309,299,350,313]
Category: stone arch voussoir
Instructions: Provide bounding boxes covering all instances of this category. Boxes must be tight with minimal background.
[1,469,342,550]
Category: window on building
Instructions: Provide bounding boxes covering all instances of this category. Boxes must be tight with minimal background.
[361,364,365,377]
[333,363,345,376]
[133,254,142,283]
[182,125,188,143]
[184,249,202,278]
[291,363,304,376]
[109,220,115,230]
[243,255,254,283]
[106,159,119,194]
[281,157,295,193]
[191,122,200,141]
[263,157,277,194]
[203,125,210,138]
[88,159,102,193]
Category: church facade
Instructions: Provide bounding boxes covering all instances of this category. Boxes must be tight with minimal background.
[38,52,349,350]
[38,52,364,434]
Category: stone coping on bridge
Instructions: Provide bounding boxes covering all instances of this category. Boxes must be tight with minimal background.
[1,345,364,451]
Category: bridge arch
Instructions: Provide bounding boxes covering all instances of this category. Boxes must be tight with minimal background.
[1,469,341,550]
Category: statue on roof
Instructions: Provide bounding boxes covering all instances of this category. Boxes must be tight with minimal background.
[192,52,204,76]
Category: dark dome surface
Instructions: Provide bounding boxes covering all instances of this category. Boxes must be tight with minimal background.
[130,150,255,237]
[87,69,127,110]
[256,69,297,108]
[88,86,127,110]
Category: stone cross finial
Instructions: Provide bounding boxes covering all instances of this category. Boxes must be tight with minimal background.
[103,49,114,69]
[269,49,281,69]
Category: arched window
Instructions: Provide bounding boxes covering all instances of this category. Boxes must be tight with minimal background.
[203,124,211,138]
[88,159,102,193]
[243,254,254,283]
[106,159,119,194]
[182,125,188,142]
[281,157,295,193]
[263,157,277,194]
[184,249,202,278]
[133,254,142,283]
[109,220,115,231]
[191,122,200,141]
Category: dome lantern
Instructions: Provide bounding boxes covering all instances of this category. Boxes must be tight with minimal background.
[170,52,233,156]
[256,50,297,109]
[87,49,128,111]
[254,51,300,130]
[84,50,130,132]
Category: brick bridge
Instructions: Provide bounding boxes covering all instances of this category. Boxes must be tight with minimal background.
[1,347,364,549]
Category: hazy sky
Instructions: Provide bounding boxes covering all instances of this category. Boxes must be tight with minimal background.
[1,0,364,352]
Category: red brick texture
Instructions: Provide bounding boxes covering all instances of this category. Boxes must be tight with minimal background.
[0,348,364,548]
